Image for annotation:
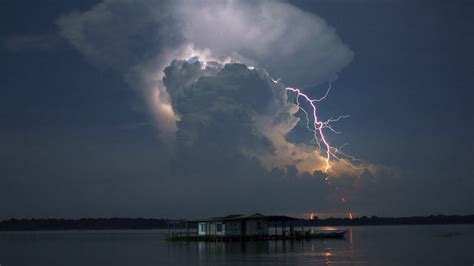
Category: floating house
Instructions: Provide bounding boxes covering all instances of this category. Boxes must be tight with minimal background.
[197,213,269,238]
[165,213,346,241]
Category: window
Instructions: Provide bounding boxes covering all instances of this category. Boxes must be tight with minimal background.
[200,224,206,232]
[216,224,223,232]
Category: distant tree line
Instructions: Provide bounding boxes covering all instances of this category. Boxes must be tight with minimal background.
[1,214,473,231]
[0,218,170,231]
[305,214,474,227]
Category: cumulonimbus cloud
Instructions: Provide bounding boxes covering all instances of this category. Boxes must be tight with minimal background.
[56,0,374,177]
[57,0,353,137]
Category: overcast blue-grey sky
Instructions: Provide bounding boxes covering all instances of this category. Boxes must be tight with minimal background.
[0,0,473,219]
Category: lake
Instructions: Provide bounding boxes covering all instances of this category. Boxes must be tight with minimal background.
[0,225,473,265]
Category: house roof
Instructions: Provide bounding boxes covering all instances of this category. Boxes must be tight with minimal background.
[191,213,300,222]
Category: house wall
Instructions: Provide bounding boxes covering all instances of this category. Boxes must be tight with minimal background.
[198,222,207,236]
[199,219,268,237]
[214,222,225,236]
[245,219,268,236]
[223,219,268,237]
[223,221,241,236]
[198,222,225,236]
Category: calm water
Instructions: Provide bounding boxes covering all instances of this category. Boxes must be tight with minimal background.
[0,225,473,265]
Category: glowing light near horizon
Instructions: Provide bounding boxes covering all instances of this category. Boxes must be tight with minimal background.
[272,78,360,217]
[348,212,354,219]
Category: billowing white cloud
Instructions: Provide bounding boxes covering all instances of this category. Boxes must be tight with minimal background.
[57,0,353,137]
[56,0,378,178]
[176,0,353,86]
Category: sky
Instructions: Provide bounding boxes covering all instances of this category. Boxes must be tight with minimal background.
[0,0,473,220]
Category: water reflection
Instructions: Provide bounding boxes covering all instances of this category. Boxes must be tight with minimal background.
[2,225,473,266]
[324,251,333,265]
[187,228,352,265]
[171,226,474,265]
[349,227,354,257]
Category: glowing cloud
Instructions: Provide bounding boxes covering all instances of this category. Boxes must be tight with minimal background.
[57,0,353,138]
[57,0,380,180]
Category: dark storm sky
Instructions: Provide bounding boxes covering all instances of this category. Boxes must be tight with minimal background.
[0,0,473,219]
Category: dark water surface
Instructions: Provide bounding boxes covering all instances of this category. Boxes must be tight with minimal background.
[0,225,473,265]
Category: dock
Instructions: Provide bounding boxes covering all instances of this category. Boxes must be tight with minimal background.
[165,213,346,242]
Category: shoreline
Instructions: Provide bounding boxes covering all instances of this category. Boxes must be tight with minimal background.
[1,214,473,232]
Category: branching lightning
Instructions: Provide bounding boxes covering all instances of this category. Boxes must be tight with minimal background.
[285,86,333,171]
[271,78,352,173]
[272,78,364,219]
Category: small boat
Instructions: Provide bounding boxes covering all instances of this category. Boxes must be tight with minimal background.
[305,228,346,239]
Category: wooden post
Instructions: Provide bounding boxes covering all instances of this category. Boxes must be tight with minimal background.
[282,221,285,237]
[290,221,295,238]
[300,220,304,237]
[214,222,217,242]
[173,220,176,236]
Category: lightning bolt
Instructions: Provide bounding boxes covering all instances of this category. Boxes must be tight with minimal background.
[285,86,333,171]
[270,77,365,219]
[272,79,350,172]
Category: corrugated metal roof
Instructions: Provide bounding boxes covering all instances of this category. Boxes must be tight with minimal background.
[191,213,299,222]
